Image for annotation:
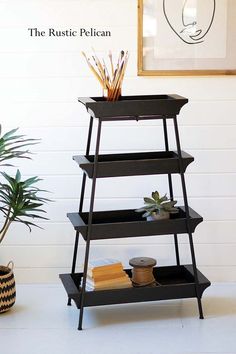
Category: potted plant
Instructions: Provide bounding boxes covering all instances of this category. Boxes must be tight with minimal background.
[135,191,179,221]
[0,127,49,313]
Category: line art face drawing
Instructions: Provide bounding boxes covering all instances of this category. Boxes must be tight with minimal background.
[163,0,216,44]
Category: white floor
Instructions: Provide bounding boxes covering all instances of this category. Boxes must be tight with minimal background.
[0,283,236,354]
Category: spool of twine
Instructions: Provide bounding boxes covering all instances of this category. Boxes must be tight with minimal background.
[129,257,157,287]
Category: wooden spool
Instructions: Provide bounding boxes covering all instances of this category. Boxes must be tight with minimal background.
[129,257,157,287]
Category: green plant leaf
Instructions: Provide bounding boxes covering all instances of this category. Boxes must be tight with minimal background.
[1,128,20,140]
[135,207,147,213]
[152,191,160,201]
[144,197,155,204]
[135,190,178,217]
[162,201,177,208]
[23,176,42,187]
[15,169,21,183]
[159,194,168,203]
[12,219,43,232]
[0,127,39,166]
[0,171,51,237]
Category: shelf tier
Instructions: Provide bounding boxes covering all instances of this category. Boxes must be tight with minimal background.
[73,151,194,178]
[67,206,203,240]
[60,265,210,308]
[78,94,188,120]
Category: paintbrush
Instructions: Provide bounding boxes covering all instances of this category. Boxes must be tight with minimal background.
[92,48,105,76]
[112,52,129,101]
[81,51,104,87]
[108,50,114,76]
[110,52,126,100]
[113,52,129,101]
[92,55,106,83]
[82,49,129,101]
[102,59,111,86]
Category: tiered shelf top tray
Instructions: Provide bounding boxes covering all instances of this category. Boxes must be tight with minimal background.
[78,94,188,120]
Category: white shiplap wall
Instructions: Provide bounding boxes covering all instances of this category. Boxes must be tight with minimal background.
[0,0,236,283]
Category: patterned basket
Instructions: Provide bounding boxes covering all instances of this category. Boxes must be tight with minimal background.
[0,262,16,313]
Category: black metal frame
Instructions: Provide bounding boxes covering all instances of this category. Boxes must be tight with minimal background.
[67,112,204,330]
[162,119,180,266]
[173,116,204,319]
[67,116,93,307]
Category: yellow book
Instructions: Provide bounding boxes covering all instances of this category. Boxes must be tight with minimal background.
[85,279,132,291]
[87,258,123,276]
[86,274,130,288]
[93,282,132,291]
[87,271,127,282]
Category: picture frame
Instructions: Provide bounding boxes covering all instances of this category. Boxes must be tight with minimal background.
[138,0,236,76]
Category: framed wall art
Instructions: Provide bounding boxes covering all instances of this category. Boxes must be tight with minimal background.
[138,0,236,75]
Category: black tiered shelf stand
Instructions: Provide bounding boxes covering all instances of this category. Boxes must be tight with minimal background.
[60,94,211,330]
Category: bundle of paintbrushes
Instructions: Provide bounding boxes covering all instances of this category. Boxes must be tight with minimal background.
[82,49,129,101]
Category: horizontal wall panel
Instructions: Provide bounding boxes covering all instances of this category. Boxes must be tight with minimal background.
[13,268,71,284]
[178,126,236,150]
[1,182,234,222]
[2,197,231,224]
[191,221,236,245]
[126,77,236,101]
[0,78,101,102]
[187,150,236,173]
[0,102,86,127]
[34,174,236,199]
[1,100,236,128]
[180,100,236,126]
[3,150,235,176]
[1,222,75,246]
[1,244,236,268]
[0,101,166,128]
[199,266,236,283]
[1,78,236,103]
[71,220,236,245]
[1,152,79,177]
[39,198,236,223]
[1,126,236,152]
[0,51,137,78]
[2,221,236,246]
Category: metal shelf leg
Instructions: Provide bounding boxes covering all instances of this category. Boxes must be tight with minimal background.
[79,116,94,213]
[173,116,204,319]
[67,231,79,306]
[67,116,93,306]
[78,120,102,330]
[163,118,180,266]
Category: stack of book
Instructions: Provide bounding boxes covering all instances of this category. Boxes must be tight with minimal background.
[82,258,132,291]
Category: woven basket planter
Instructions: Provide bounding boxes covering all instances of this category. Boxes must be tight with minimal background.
[0,262,16,313]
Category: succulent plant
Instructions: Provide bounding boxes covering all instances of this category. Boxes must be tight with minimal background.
[135,191,179,218]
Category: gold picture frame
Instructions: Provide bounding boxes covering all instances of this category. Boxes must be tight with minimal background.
[138,0,236,76]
